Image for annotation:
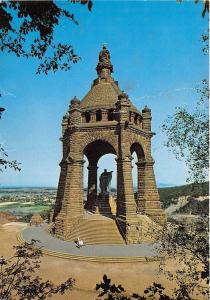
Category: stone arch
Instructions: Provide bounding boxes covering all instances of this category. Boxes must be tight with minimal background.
[84,139,116,164]
[130,142,145,162]
[78,132,118,159]
[108,109,114,121]
[130,142,145,211]
[83,139,117,212]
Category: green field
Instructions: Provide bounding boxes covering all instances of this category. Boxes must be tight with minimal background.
[0,182,208,217]
[0,203,52,216]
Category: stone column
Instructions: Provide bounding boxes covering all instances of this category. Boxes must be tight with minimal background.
[136,161,143,214]
[116,155,139,243]
[136,159,165,225]
[53,160,67,221]
[55,158,84,239]
[90,110,96,122]
[61,115,69,136]
[85,164,98,211]
[137,115,142,127]
[130,112,135,124]
[116,156,136,218]
[81,113,86,123]
[101,109,108,121]
[69,96,81,125]
[142,106,151,131]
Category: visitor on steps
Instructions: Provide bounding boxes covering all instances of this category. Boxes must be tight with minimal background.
[76,237,85,248]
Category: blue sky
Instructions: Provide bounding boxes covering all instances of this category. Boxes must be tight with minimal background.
[0,1,208,188]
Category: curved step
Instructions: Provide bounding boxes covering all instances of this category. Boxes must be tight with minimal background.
[67,217,124,245]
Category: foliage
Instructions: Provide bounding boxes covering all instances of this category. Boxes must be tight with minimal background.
[18,210,52,223]
[162,79,209,183]
[158,181,209,208]
[0,0,92,74]
[96,218,209,300]
[0,144,21,172]
[0,240,75,299]
[157,217,209,299]
[40,209,52,223]
[96,276,173,300]
[96,274,129,300]
[175,198,208,215]
[201,30,209,54]
[18,213,33,223]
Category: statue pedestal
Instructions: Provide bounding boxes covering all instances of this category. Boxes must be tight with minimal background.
[93,193,114,216]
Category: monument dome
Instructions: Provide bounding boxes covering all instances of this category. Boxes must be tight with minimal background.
[80,45,139,113]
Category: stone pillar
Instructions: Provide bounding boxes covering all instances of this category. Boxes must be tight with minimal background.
[61,115,69,136]
[69,96,81,125]
[101,109,108,121]
[130,112,135,124]
[90,110,96,122]
[136,159,165,225]
[139,118,143,129]
[116,156,139,243]
[136,161,143,214]
[53,161,67,221]
[137,115,142,127]
[85,164,98,210]
[55,158,84,239]
[115,92,131,123]
[142,106,151,131]
[81,113,86,123]
[116,156,136,218]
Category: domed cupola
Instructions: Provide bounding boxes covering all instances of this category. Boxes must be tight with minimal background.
[79,45,142,126]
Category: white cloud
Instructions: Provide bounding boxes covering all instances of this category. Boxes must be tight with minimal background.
[0,88,16,98]
[137,86,196,101]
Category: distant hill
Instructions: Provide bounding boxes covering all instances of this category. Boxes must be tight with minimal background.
[158,182,209,209]
[175,198,209,216]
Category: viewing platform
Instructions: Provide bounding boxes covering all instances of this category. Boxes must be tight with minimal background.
[18,219,159,263]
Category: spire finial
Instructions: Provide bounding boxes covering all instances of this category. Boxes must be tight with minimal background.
[96,44,113,79]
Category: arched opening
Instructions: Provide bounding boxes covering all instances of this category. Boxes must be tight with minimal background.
[97,153,117,217]
[96,110,102,121]
[83,155,89,208]
[130,143,145,212]
[130,142,144,161]
[134,114,138,125]
[129,111,132,122]
[131,151,138,200]
[108,109,114,121]
[85,111,91,123]
[83,140,117,217]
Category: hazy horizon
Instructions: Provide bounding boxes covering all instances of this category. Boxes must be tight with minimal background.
[0,182,194,189]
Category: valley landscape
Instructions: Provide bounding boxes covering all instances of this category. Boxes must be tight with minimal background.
[0,182,208,223]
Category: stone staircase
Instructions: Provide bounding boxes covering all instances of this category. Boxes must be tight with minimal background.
[67,214,124,245]
[92,193,116,216]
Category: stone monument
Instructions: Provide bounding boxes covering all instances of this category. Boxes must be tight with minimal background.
[53,45,165,244]
[99,169,113,194]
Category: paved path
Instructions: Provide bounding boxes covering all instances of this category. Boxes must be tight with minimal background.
[21,224,158,258]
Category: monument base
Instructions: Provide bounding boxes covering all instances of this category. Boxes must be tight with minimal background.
[116,214,159,244]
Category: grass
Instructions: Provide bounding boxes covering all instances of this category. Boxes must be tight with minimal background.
[0,203,52,215]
